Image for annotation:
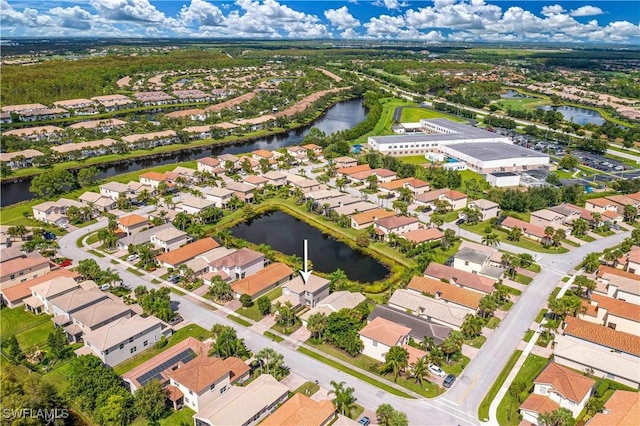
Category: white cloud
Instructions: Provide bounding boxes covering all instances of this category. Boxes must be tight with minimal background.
[324,6,360,30]
[570,6,604,17]
[49,6,93,30]
[341,28,359,39]
[373,0,408,10]
[179,0,224,26]
[541,4,565,16]
[89,0,166,22]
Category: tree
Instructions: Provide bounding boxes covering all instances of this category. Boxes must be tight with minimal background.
[67,355,126,413]
[77,166,99,187]
[356,232,370,248]
[210,326,250,359]
[47,326,70,360]
[376,403,409,426]
[96,391,133,426]
[381,346,409,382]
[208,276,234,303]
[409,357,429,388]
[138,288,174,322]
[558,155,579,170]
[256,295,271,315]
[538,407,575,426]
[585,397,605,416]
[440,330,463,362]
[255,348,287,379]
[7,224,28,241]
[482,233,500,247]
[134,379,169,423]
[30,169,76,198]
[239,293,253,308]
[463,207,482,225]
[581,251,602,274]
[571,218,589,237]
[5,335,24,362]
[329,269,348,292]
[307,312,328,340]
[507,226,522,242]
[461,315,484,339]
[330,381,356,417]
[479,294,498,318]
[624,204,638,223]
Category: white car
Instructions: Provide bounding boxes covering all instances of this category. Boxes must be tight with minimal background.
[428,364,446,377]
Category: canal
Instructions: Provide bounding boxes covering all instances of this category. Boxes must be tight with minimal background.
[231,210,390,283]
[1,99,366,207]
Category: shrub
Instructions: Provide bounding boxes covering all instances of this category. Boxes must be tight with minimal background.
[595,381,609,398]
[240,294,253,308]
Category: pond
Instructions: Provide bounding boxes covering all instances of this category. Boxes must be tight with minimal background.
[231,210,390,283]
[537,105,605,126]
[501,90,532,99]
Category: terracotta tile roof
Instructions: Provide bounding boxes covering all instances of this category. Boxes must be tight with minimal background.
[597,265,640,281]
[603,210,622,219]
[260,393,335,426]
[118,214,148,227]
[535,362,595,403]
[401,344,427,365]
[230,263,293,297]
[606,195,639,206]
[168,353,248,394]
[520,394,560,415]
[165,385,184,401]
[1,269,78,303]
[627,192,640,202]
[156,238,220,267]
[563,316,640,356]
[373,168,397,178]
[589,391,640,426]
[358,317,410,347]
[1,252,50,278]
[406,178,430,189]
[350,208,396,226]
[302,143,322,150]
[501,216,547,239]
[408,276,482,309]
[252,149,273,158]
[401,228,444,244]
[374,215,420,230]
[337,164,371,175]
[586,198,613,208]
[139,171,167,182]
[210,248,264,270]
[379,178,413,191]
[590,294,640,322]
[348,169,376,180]
[197,157,220,167]
[424,263,495,294]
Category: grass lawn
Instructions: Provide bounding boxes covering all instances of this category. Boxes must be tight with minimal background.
[294,381,320,397]
[496,97,548,111]
[14,321,54,349]
[349,404,365,421]
[399,155,429,166]
[354,97,416,144]
[431,240,461,265]
[131,407,196,426]
[593,229,615,237]
[514,274,533,285]
[477,350,522,422]
[263,331,284,342]
[577,234,596,243]
[88,249,105,258]
[169,287,186,296]
[0,307,51,337]
[41,360,75,393]
[441,354,470,378]
[460,221,568,254]
[548,288,561,301]
[523,330,535,343]
[227,314,252,327]
[400,107,467,123]
[464,335,487,349]
[127,267,144,276]
[113,324,209,375]
[525,263,541,273]
[486,317,501,329]
[535,309,548,323]
[497,354,548,426]
[297,346,413,398]
[236,287,282,321]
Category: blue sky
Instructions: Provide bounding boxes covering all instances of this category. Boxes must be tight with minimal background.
[2,0,639,44]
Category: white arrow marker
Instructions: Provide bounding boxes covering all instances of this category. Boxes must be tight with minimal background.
[300,239,312,284]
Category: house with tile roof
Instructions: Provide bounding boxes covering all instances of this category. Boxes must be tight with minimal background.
[167,352,250,412]
[261,393,335,426]
[368,305,452,345]
[299,291,366,326]
[32,198,84,227]
[350,208,396,230]
[500,216,547,242]
[359,317,411,362]
[596,266,640,305]
[407,276,482,310]
[452,242,505,280]
[25,276,81,315]
[414,188,468,211]
[0,269,79,309]
[276,274,330,309]
[230,263,293,299]
[174,194,217,215]
[61,298,136,343]
[332,156,357,168]
[139,171,171,188]
[197,157,222,174]
[388,289,470,329]
[209,248,265,281]
[424,263,496,295]
[578,293,640,334]
[587,390,639,426]
[373,215,421,239]
[149,226,189,252]
[336,164,371,178]
[193,374,288,426]
[467,198,500,221]
[520,362,595,424]
[0,251,51,286]
[156,238,220,269]
[50,284,110,320]
[205,186,235,208]
[118,214,148,236]
[400,228,445,245]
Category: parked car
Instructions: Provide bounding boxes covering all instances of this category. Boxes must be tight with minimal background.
[455,218,466,225]
[127,254,139,262]
[168,315,183,326]
[443,374,456,388]
[358,417,371,426]
[167,275,180,284]
[43,231,56,240]
[58,259,72,267]
[428,364,446,377]
[99,284,110,291]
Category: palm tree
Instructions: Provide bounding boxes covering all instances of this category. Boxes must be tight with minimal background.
[624,204,638,223]
[571,218,589,237]
[173,212,192,232]
[461,315,484,339]
[381,346,409,382]
[335,177,348,191]
[329,269,348,292]
[329,381,356,417]
[507,227,522,242]
[482,233,500,247]
[410,357,429,388]
[581,251,602,273]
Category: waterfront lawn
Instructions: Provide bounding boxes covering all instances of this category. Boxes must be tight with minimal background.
[15,321,54,350]
[236,287,282,321]
[113,324,209,375]
[0,307,51,337]
[496,354,548,426]
[496,97,547,111]
[400,107,467,123]
[477,350,522,422]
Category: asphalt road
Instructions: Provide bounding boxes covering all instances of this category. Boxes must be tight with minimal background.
[58,208,630,425]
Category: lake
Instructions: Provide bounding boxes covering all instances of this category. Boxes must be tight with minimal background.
[537,105,605,126]
[1,98,366,207]
[231,210,390,283]
[501,90,532,99]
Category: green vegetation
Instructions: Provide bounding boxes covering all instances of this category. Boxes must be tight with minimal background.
[497,354,548,425]
[127,267,144,276]
[523,330,535,343]
[294,381,320,397]
[399,155,429,165]
[113,324,209,375]
[461,221,569,254]
[14,321,54,349]
[168,287,186,296]
[400,107,466,123]
[263,331,284,342]
[88,249,105,258]
[486,317,501,329]
[514,274,533,285]
[0,307,51,338]
[227,314,252,327]
[535,309,548,323]
[355,97,415,144]
[297,347,413,398]
[236,287,282,321]
[478,350,522,421]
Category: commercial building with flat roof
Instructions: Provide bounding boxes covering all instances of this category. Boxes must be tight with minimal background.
[439,142,549,174]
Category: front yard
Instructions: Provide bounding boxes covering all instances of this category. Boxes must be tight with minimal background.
[496,354,549,425]
[461,221,569,254]
[236,287,283,321]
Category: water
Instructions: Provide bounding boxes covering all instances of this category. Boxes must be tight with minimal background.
[1,99,366,207]
[501,90,530,99]
[537,105,605,126]
[231,210,390,283]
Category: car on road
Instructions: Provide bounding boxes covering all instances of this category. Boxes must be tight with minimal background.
[358,417,371,426]
[455,218,466,225]
[443,374,456,388]
[127,254,139,262]
[428,364,446,377]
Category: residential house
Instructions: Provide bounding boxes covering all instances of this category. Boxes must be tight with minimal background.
[595,266,640,305]
[176,195,217,215]
[243,175,269,189]
[118,214,149,236]
[32,198,84,227]
[167,353,250,412]
[3,125,63,141]
[336,164,371,179]
[379,178,430,196]
[500,216,547,242]
[588,390,639,426]
[68,118,127,132]
[53,98,97,113]
[261,393,335,426]
[520,362,595,424]
[368,305,452,346]
[226,182,255,203]
[350,209,396,230]
[286,146,308,161]
[553,316,640,388]
[332,156,358,169]
[233,115,275,132]
[197,157,222,174]
[204,186,235,208]
[122,130,177,149]
[63,299,135,343]
[407,276,482,312]
[133,91,174,106]
[172,90,211,103]
[414,188,468,211]
[451,242,504,280]
[1,103,48,113]
[50,284,110,321]
[80,315,171,367]
[468,199,500,221]
[424,263,496,295]
[218,154,241,169]
[0,149,44,169]
[388,289,471,329]
[139,171,170,189]
[276,274,330,309]
[18,107,69,122]
[230,263,293,299]
[51,139,118,160]
[211,122,238,136]
[299,291,366,326]
[302,143,323,158]
[78,191,116,212]
[332,201,377,217]
[192,374,289,426]
[150,226,189,252]
[156,238,220,269]
[605,194,640,215]
[615,246,640,275]
[25,276,81,315]
[99,181,130,200]
[359,317,411,362]
[91,94,134,111]
[209,248,265,281]
[1,111,13,124]
[373,215,421,239]
[306,189,342,204]
[263,171,288,187]
[578,294,640,334]
[0,251,50,285]
[326,195,360,209]
[400,228,445,245]
[585,197,621,216]
[252,149,275,161]
[0,269,79,309]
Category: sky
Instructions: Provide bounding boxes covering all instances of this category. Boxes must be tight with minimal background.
[1,0,639,45]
